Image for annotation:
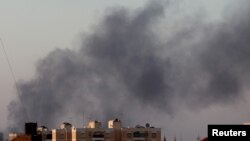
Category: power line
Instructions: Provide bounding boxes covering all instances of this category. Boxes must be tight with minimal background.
[0,38,30,121]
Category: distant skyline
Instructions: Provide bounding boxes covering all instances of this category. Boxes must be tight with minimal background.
[1,1,249,141]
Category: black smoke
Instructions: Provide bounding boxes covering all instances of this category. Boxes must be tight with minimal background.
[7,0,250,130]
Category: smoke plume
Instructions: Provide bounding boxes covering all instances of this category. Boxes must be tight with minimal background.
[8,0,250,130]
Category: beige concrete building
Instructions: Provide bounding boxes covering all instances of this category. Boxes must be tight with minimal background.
[121,127,161,141]
[72,127,114,141]
[52,123,73,141]
[52,119,161,141]
[87,121,102,129]
[37,126,52,141]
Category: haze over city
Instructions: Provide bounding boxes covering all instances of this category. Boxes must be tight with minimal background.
[1,0,250,141]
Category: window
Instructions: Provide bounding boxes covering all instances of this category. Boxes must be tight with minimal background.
[93,132,104,138]
[81,133,85,138]
[152,133,157,138]
[133,131,148,138]
[127,133,132,138]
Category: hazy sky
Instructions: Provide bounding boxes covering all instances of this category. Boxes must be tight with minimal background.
[1,0,250,141]
[0,0,146,127]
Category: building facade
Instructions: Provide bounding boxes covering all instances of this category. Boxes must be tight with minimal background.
[121,127,161,141]
[52,119,161,141]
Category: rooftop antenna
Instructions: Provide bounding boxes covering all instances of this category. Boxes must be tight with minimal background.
[82,112,84,126]
[163,133,167,141]
[0,38,30,121]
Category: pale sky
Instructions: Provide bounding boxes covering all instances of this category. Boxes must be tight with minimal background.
[1,0,248,141]
[0,0,146,129]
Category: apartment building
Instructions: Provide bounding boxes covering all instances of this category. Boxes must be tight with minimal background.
[52,118,161,141]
